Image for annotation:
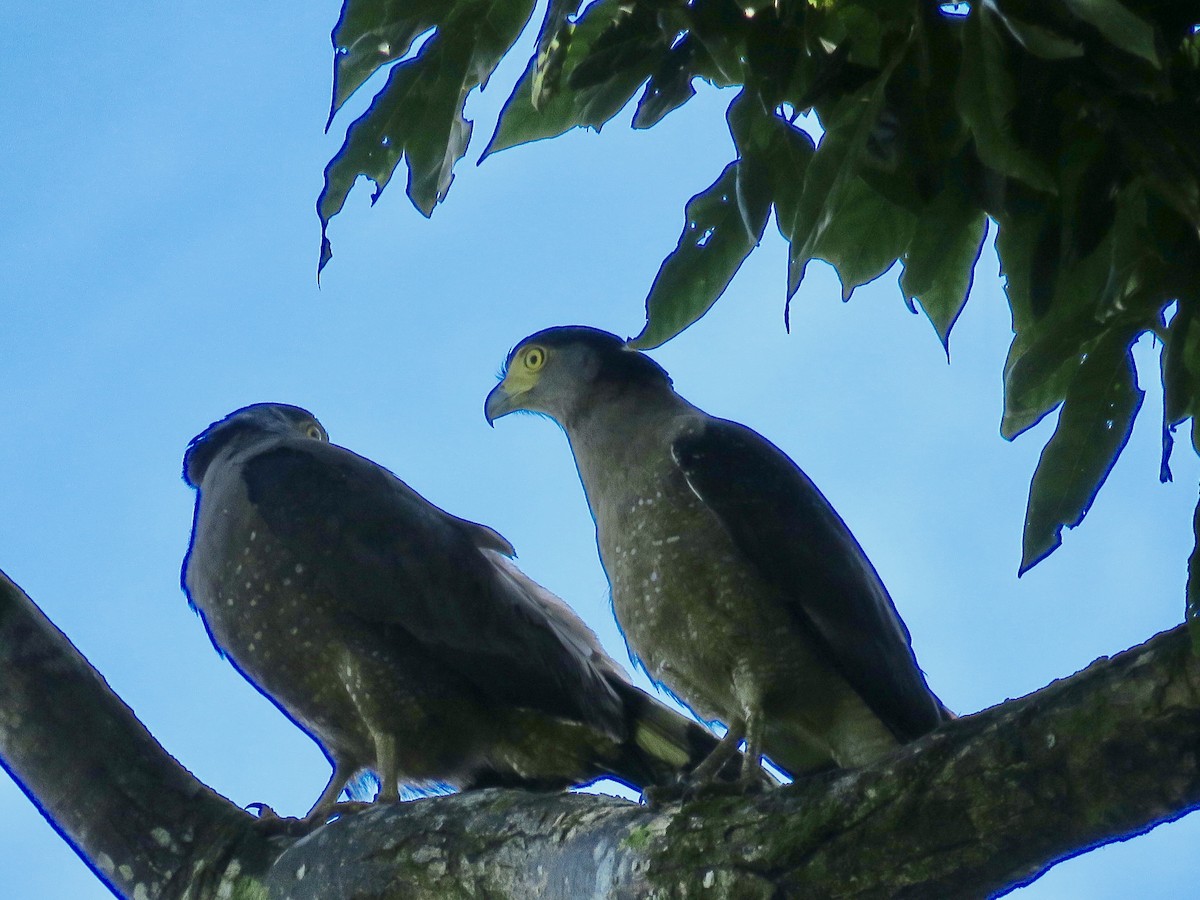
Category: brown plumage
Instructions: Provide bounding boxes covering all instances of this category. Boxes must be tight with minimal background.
[182,402,730,824]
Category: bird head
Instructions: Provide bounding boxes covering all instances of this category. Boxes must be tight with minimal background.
[484,326,672,427]
[183,402,328,487]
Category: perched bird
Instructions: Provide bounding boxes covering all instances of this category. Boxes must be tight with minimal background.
[485,327,950,786]
[182,402,729,825]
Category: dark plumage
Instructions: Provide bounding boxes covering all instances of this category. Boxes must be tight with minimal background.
[485,327,950,784]
[182,402,726,824]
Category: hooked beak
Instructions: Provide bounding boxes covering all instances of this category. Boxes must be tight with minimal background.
[484,380,521,426]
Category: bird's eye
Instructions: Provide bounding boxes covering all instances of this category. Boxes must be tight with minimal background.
[304,423,324,440]
[523,347,546,371]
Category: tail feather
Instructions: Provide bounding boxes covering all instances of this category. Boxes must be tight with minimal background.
[606,681,754,789]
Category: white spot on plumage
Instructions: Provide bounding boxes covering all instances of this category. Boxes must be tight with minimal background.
[294,563,305,574]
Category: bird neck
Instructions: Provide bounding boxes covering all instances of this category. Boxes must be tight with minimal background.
[562,383,692,510]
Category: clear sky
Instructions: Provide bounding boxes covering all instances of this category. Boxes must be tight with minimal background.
[2,2,1197,897]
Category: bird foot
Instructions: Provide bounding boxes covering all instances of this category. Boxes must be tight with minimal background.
[640,781,687,807]
[247,800,374,836]
[641,773,771,807]
[246,802,314,836]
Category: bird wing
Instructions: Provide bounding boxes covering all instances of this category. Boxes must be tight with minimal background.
[239,438,622,733]
[482,550,632,685]
[671,418,946,741]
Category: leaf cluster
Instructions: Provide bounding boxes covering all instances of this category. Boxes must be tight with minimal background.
[319,0,1200,612]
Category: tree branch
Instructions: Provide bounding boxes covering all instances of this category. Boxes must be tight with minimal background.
[3,567,1198,898]
[0,570,275,900]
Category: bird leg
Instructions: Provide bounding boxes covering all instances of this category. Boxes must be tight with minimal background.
[738,710,770,792]
[641,718,747,806]
[247,760,363,835]
[374,732,398,805]
[687,718,746,784]
[287,760,377,830]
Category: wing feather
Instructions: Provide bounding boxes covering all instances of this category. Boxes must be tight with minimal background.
[671,419,947,741]
[240,439,622,733]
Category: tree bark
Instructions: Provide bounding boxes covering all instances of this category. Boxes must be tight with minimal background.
[2,567,1198,899]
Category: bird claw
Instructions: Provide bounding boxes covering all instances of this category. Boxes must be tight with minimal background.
[642,772,772,807]
[640,782,686,807]
[246,799,375,836]
[246,802,314,836]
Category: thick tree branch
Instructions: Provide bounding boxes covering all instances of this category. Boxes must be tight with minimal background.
[259,625,1200,898]
[3,567,1199,898]
[0,570,275,900]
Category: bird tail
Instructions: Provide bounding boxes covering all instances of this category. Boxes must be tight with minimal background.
[605,681,748,790]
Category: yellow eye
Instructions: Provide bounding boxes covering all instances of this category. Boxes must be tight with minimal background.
[523,346,546,371]
[304,423,324,440]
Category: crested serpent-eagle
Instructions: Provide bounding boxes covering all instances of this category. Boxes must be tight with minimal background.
[182,402,730,824]
[485,328,950,786]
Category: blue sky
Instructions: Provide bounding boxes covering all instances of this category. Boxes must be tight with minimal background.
[2,2,1197,896]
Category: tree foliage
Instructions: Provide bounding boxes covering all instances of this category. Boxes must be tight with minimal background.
[318,0,1200,614]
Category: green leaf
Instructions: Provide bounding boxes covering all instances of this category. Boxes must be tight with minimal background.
[1189,495,1200,639]
[809,177,918,302]
[1160,296,1200,481]
[319,2,535,272]
[1117,104,1200,236]
[1163,302,1200,428]
[955,5,1056,194]
[833,5,884,68]
[1020,326,1145,573]
[633,37,700,130]
[328,0,444,127]
[725,91,815,240]
[1001,178,1171,441]
[1061,0,1161,68]
[989,8,1084,60]
[629,159,771,349]
[900,186,989,352]
[1003,329,1105,443]
[783,67,901,299]
[531,0,582,109]
[764,120,817,245]
[997,196,1105,440]
[483,0,664,158]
